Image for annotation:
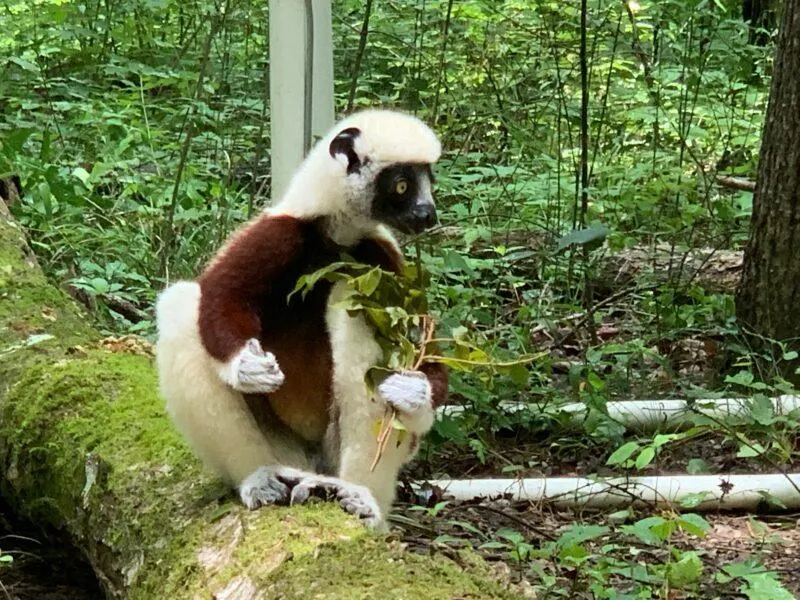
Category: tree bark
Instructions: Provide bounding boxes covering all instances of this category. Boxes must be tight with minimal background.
[0,203,519,599]
[736,0,800,374]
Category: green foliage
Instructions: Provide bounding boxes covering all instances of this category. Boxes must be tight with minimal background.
[1,1,797,592]
[291,257,541,387]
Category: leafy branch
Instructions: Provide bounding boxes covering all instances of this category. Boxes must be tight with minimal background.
[291,256,543,469]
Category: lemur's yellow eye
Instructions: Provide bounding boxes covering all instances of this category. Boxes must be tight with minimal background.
[395,180,408,194]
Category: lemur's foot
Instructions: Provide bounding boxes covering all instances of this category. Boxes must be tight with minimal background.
[239,466,308,509]
[289,474,382,528]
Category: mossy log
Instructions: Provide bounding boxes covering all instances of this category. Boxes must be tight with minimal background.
[0,203,519,599]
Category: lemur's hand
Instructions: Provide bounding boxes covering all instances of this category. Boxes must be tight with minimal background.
[378,370,434,435]
[220,338,285,394]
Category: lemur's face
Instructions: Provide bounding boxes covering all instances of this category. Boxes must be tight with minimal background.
[329,126,439,234]
[371,164,437,234]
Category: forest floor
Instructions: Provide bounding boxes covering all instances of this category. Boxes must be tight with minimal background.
[393,499,800,598]
[408,429,800,480]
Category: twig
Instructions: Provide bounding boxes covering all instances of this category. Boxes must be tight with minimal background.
[623,0,658,101]
[469,503,557,541]
[431,0,454,123]
[370,316,435,472]
[346,0,373,112]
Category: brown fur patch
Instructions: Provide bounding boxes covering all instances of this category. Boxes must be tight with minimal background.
[197,215,420,443]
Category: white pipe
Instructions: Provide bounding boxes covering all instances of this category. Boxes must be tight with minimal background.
[420,473,800,510]
[437,395,800,430]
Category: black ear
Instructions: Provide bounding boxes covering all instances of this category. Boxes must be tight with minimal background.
[329,127,362,174]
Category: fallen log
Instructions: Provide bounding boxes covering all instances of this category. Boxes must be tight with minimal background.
[598,244,743,295]
[430,225,742,295]
[716,175,756,192]
[0,201,518,599]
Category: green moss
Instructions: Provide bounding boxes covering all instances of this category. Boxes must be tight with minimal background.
[263,536,521,599]
[1,350,212,589]
[0,350,421,599]
[0,218,98,383]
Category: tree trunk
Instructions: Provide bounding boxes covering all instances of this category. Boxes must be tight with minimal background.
[0,202,518,599]
[736,1,800,376]
[742,0,777,46]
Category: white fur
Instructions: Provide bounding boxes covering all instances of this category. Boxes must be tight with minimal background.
[154,260,420,527]
[219,338,285,394]
[325,282,427,518]
[155,282,315,485]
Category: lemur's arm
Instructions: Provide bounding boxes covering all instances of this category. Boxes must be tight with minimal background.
[357,235,449,432]
[198,214,307,393]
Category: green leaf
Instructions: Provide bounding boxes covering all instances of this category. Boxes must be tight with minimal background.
[750,395,775,425]
[677,513,710,538]
[741,573,795,600]
[501,362,529,386]
[558,543,589,562]
[72,167,91,186]
[450,520,485,537]
[680,491,713,509]
[89,278,110,294]
[433,417,466,444]
[757,490,787,510]
[451,326,468,340]
[478,541,507,550]
[8,56,39,72]
[652,433,681,448]
[651,518,677,541]
[606,441,640,466]
[718,559,767,583]
[2,128,35,154]
[355,268,382,296]
[686,458,710,474]
[443,250,476,276]
[622,516,667,545]
[737,442,765,458]
[635,446,656,470]
[496,528,525,544]
[586,371,605,390]
[556,224,610,252]
[554,524,609,549]
[668,551,703,588]
[501,464,524,474]
[725,370,754,387]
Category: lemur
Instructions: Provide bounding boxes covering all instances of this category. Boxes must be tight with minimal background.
[155,109,447,528]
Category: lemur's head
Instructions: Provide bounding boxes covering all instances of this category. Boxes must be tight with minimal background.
[273,109,442,243]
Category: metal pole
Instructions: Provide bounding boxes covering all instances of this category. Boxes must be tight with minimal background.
[268,0,334,202]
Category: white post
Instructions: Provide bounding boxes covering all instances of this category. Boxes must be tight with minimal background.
[269,0,335,202]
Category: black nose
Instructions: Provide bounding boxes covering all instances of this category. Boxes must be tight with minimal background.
[412,203,437,228]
